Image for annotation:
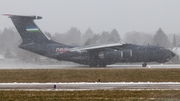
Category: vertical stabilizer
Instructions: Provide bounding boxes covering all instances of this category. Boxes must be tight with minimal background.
[4,14,51,44]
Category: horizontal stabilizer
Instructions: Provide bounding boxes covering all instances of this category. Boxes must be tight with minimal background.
[2,14,42,19]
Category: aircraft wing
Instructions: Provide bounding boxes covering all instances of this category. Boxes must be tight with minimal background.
[69,42,126,52]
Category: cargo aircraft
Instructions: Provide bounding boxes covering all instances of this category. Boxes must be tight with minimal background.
[3,14,175,67]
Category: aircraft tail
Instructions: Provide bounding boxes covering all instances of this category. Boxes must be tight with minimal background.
[3,14,52,44]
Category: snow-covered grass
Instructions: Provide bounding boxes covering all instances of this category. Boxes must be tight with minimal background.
[1,82,180,84]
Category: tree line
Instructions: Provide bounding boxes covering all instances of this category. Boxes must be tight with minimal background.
[0,27,179,63]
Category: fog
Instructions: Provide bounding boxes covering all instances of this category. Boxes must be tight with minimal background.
[1,0,180,35]
[0,0,180,65]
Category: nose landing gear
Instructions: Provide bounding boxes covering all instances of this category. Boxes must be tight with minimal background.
[142,62,147,67]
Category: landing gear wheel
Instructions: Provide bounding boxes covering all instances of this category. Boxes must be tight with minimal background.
[89,64,98,67]
[142,62,147,67]
[99,64,106,67]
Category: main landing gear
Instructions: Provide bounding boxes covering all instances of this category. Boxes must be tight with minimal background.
[89,63,106,67]
[89,63,98,67]
[99,63,106,67]
[142,62,147,67]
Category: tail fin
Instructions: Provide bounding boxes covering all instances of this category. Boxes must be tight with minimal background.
[3,14,51,44]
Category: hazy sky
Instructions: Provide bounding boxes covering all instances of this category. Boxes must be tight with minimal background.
[1,0,180,36]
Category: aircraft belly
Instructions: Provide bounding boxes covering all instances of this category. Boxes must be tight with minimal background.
[56,52,90,65]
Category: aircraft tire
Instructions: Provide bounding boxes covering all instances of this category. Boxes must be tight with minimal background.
[142,63,147,67]
[89,64,98,67]
[99,63,106,67]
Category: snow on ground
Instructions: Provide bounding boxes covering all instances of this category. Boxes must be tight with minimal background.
[1,82,180,85]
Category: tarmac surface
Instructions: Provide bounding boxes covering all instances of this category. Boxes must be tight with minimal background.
[0,62,180,69]
[1,82,180,91]
[0,64,180,69]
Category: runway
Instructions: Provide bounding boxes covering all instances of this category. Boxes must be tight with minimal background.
[0,64,180,69]
[0,63,180,69]
[1,82,180,91]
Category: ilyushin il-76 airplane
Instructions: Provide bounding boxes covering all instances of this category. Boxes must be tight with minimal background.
[3,14,175,67]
